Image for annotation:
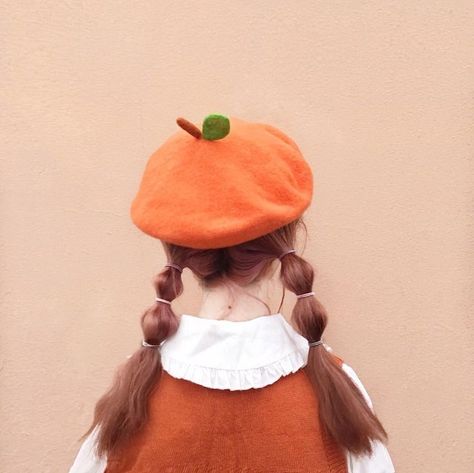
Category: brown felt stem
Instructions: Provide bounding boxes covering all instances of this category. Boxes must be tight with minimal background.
[176,117,202,139]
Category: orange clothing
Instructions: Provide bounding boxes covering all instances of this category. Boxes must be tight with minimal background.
[130,116,313,249]
[106,362,347,473]
[68,313,394,473]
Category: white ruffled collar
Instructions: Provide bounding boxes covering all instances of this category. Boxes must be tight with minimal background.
[160,313,310,391]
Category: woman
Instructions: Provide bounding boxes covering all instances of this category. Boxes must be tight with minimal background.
[69,114,395,472]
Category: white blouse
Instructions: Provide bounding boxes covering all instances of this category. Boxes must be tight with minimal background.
[69,313,395,473]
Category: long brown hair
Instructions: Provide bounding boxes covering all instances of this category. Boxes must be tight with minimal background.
[83,218,387,457]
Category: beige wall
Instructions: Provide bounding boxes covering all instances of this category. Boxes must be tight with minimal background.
[1,1,473,472]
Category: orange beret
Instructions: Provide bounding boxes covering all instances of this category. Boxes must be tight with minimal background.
[130,114,313,249]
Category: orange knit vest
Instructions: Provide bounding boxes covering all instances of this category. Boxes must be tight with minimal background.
[105,357,348,473]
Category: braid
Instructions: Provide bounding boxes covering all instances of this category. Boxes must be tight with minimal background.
[142,264,183,345]
[280,252,387,455]
[85,263,185,457]
[279,253,327,343]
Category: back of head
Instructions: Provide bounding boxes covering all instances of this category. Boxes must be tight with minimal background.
[85,114,387,458]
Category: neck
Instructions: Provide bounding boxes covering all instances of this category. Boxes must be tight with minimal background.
[196,280,274,321]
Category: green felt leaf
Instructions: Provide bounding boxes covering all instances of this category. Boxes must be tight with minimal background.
[202,114,230,141]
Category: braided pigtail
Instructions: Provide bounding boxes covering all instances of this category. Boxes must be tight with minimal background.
[279,251,387,455]
[83,261,184,457]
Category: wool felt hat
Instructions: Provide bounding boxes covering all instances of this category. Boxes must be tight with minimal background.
[130,114,313,249]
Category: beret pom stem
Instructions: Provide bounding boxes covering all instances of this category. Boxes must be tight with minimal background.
[176,117,202,139]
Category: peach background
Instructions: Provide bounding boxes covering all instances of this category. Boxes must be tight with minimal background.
[1,1,473,472]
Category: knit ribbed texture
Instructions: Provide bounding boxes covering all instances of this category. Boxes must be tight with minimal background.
[106,359,347,473]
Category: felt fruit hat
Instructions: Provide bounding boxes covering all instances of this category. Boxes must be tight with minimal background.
[130,114,313,249]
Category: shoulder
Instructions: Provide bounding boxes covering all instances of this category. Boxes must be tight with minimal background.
[320,344,373,410]
[340,361,374,410]
[68,426,107,473]
[336,361,395,472]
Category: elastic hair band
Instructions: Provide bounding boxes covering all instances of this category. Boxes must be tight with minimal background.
[142,340,161,349]
[155,297,171,305]
[308,340,323,347]
[165,263,183,273]
[278,249,296,260]
[296,291,315,299]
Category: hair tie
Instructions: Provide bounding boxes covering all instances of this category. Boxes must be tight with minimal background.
[142,340,162,349]
[165,263,183,273]
[308,339,323,347]
[296,291,315,299]
[155,297,171,305]
[278,249,296,260]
